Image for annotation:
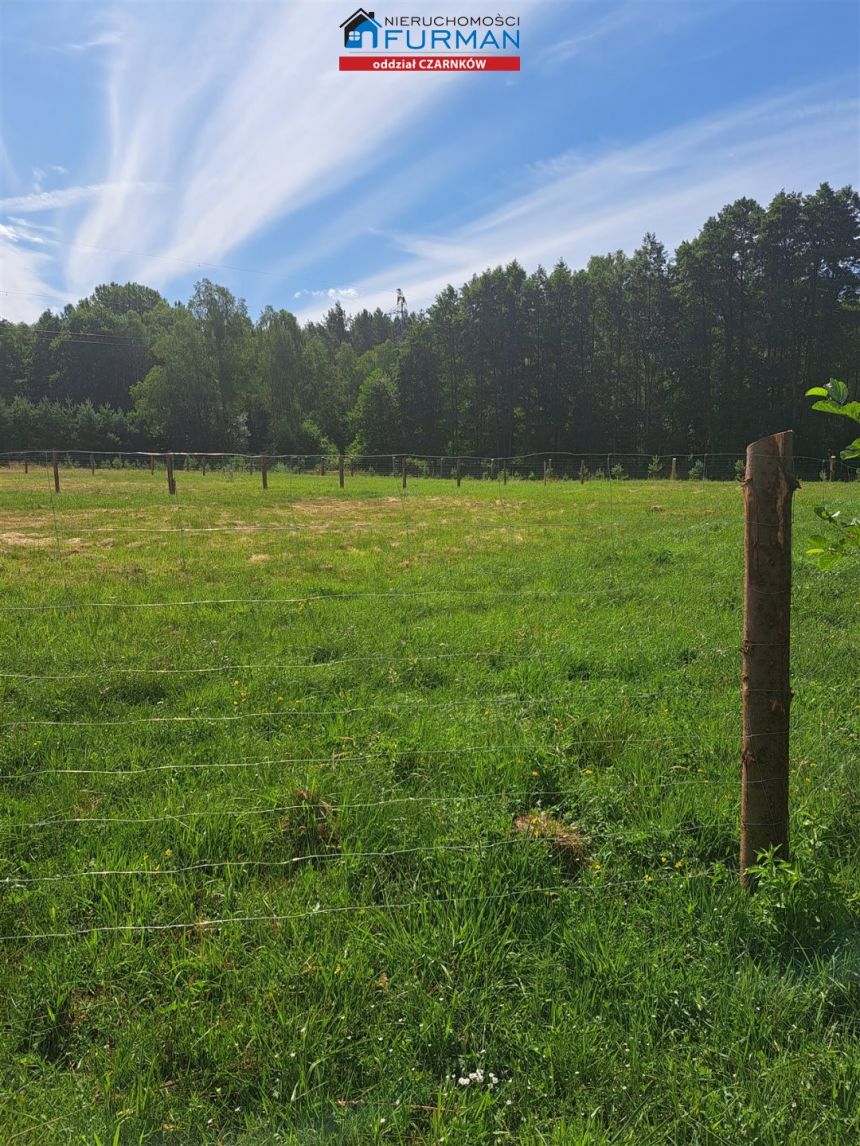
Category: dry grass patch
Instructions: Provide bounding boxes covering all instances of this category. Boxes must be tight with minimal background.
[513,811,588,873]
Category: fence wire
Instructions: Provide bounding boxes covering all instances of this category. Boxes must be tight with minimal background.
[0,448,856,949]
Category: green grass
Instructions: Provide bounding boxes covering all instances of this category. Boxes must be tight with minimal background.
[0,464,858,1145]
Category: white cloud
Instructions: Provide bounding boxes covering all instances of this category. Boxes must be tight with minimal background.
[0,182,163,214]
[64,2,493,297]
[0,238,69,321]
[0,221,54,246]
[7,216,57,232]
[292,87,860,321]
[293,287,359,301]
[64,31,121,53]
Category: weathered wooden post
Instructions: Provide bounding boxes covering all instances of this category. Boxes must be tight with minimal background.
[52,451,60,494]
[670,457,678,480]
[166,452,176,496]
[89,453,96,475]
[828,454,837,482]
[339,453,345,489]
[261,454,268,490]
[456,457,462,487]
[543,460,547,486]
[23,458,29,475]
[579,460,587,484]
[149,454,155,474]
[740,431,797,887]
[201,456,207,475]
[401,455,407,489]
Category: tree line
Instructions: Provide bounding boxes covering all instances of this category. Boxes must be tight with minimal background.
[1,183,857,460]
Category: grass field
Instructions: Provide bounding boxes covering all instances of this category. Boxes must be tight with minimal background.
[0,463,858,1145]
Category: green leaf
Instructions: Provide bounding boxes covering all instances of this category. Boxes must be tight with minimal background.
[813,505,840,523]
[810,399,860,421]
[805,387,830,397]
[840,438,860,461]
[828,378,849,404]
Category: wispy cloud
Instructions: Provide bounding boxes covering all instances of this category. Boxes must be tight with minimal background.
[64,2,485,297]
[63,30,121,53]
[0,182,163,214]
[0,237,68,321]
[293,87,859,320]
[7,216,57,233]
[536,0,717,72]
[0,221,55,246]
[2,0,855,327]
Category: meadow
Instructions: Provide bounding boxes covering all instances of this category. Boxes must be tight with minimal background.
[0,460,857,1145]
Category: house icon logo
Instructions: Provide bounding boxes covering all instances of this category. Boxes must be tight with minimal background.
[341,8,381,49]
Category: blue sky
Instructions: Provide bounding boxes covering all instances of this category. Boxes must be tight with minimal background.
[1,0,858,324]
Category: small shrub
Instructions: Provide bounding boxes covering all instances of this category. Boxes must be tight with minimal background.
[610,463,626,481]
[647,455,664,478]
[688,457,705,480]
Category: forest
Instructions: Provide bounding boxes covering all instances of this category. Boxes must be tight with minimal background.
[1,183,858,460]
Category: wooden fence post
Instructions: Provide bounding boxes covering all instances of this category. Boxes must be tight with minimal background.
[320,456,325,477]
[401,455,407,489]
[201,456,207,475]
[24,458,28,474]
[52,450,60,494]
[261,454,268,489]
[579,460,587,484]
[166,452,176,496]
[149,454,155,474]
[740,430,797,887]
[543,460,547,485]
[828,454,836,482]
[89,453,96,475]
[456,457,462,487]
[339,453,345,489]
[670,457,678,480]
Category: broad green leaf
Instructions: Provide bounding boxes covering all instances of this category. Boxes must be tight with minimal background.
[810,399,860,421]
[828,378,849,404]
[804,387,830,397]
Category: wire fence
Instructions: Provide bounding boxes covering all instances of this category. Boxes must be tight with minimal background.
[0,446,856,946]
[0,447,857,483]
